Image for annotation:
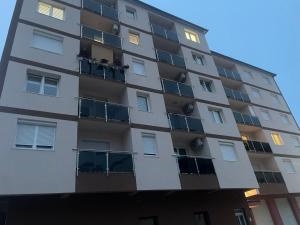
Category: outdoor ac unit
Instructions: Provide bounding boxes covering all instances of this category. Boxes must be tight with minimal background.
[183,103,194,115]
[177,73,187,83]
[112,24,119,35]
[190,138,204,151]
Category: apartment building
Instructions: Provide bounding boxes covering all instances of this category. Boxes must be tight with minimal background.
[0,0,299,225]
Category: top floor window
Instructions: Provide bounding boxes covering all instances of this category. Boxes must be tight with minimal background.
[38,1,64,20]
[184,29,200,43]
[126,7,137,20]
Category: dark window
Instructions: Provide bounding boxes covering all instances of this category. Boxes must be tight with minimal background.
[139,217,158,225]
[194,212,211,225]
[234,209,248,225]
[0,212,6,225]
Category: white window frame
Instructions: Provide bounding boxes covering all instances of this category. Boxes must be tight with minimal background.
[128,31,140,45]
[15,120,56,151]
[137,94,150,112]
[132,58,145,76]
[209,109,224,124]
[283,159,296,174]
[200,79,213,92]
[142,133,158,156]
[26,73,59,97]
[192,53,205,66]
[32,30,64,54]
[37,1,65,20]
[184,29,200,43]
[126,6,137,20]
[219,142,238,162]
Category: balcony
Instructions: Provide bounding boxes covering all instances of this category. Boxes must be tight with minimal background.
[79,98,130,123]
[168,113,204,134]
[177,156,215,175]
[162,79,194,98]
[151,24,179,43]
[255,171,284,184]
[224,87,250,103]
[217,67,242,81]
[80,59,125,82]
[243,140,272,154]
[233,112,261,127]
[156,49,186,68]
[81,25,121,49]
[82,0,118,21]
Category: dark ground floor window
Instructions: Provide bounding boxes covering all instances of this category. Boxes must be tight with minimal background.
[194,212,211,225]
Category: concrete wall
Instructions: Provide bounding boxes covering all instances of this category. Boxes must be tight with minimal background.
[0,112,77,195]
[251,200,274,225]
[275,198,298,225]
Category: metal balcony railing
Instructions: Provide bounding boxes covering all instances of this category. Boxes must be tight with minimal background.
[80,59,125,82]
[243,140,272,153]
[82,0,118,21]
[77,150,134,175]
[255,171,285,184]
[155,49,186,68]
[151,24,179,42]
[161,79,194,98]
[217,67,242,81]
[81,25,121,49]
[79,98,130,123]
[233,111,261,127]
[224,87,251,103]
[168,113,204,134]
[176,155,215,175]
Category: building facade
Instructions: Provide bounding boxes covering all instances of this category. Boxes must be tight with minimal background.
[0,0,299,224]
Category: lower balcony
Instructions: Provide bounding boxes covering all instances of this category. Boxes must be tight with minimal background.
[233,112,261,128]
[177,155,219,190]
[162,79,194,98]
[255,171,288,195]
[243,140,272,154]
[76,150,136,192]
[168,113,204,134]
[156,49,186,69]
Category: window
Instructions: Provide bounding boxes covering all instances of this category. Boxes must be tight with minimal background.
[280,114,290,124]
[200,79,213,92]
[26,71,59,97]
[132,59,145,76]
[137,94,150,112]
[251,88,261,98]
[234,209,248,225]
[0,212,6,225]
[193,54,205,65]
[244,71,253,80]
[209,109,224,124]
[32,30,63,54]
[194,212,211,225]
[128,31,140,45]
[283,159,296,174]
[38,2,64,20]
[126,7,136,20]
[248,106,256,116]
[16,120,56,150]
[142,134,157,156]
[184,29,200,43]
[219,142,238,162]
[271,94,281,105]
[261,110,271,121]
[139,217,158,225]
[271,133,283,145]
[291,136,300,147]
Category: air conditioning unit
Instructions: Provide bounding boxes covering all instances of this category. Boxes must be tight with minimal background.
[112,24,119,35]
[183,103,194,115]
[190,138,204,151]
[177,73,187,83]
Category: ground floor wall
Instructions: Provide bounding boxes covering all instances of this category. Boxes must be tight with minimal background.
[1,190,252,225]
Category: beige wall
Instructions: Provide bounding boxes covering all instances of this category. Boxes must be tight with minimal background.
[0,61,79,115]
[251,200,274,225]
[207,138,259,189]
[20,0,81,36]
[123,53,162,90]
[130,128,181,190]
[0,113,77,195]
[120,25,156,59]
[11,23,80,72]
[275,198,298,225]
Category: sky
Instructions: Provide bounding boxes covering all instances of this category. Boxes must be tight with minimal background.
[0,0,299,125]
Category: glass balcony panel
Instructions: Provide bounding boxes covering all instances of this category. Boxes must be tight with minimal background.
[178,83,194,98]
[166,30,179,42]
[241,93,251,103]
[79,151,106,172]
[186,117,204,134]
[233,90,243,102]
[242,114,253,126]
[252,141,264,152]
[217,67,227,77]
[80,59,91,74]
[224,88,233,99]
[151,24,166,38]
[261,143,272,153]
[101,4,118,21]
[82,26,103,43]
[82,0,101,15]
[103,32,121,48]
[178,156,198,174]
[169,114,188,131]
[264,172,276,183]
[156,50,173,65]
[80,99,106,118]
[91,63,105,77]
[247,140,256,151]
[233,71,242,81]
[196,158,215,174]
[243,140,250,151]
[106,103,129,122]
[251,116,261,127]
[255,172,266,183]
[225,69,235,80]
[274,172,284,183]
[108,153,133,172]
[172,54,186,68]
[233,112,244,124]
[162,79,180,95]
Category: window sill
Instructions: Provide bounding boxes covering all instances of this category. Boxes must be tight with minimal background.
[25,91,60,98]
[31,46,63,56]
[12,147,55,152]
[144,154,159,158]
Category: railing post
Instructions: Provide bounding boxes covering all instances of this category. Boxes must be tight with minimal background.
[106,152,109,176]
[101,31,104,44]
[168,113,173,130]
[100,4,103,17]
[185,116,189,132]
[128,107,131,124]
[177,82,181,96]
[76,149,80,176]
[262,172,268,184]
[170,53,174,65]
[78,98,81,118]
[195,157,200,175]
[80,25,83,38]
[164,28,168,39]
[132,153,136,177]
[105,102,108,122]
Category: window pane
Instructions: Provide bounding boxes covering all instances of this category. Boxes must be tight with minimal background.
[129,33,140,45]
[143,135,157,155]
[133,60,145,75]
[211,111,223,124]
[137,96,148,112]
[44,78,58,96]
[27,75,42,93]
[220,143,237,161]
[32,31,63,54]
[52,7,64,20]
[272,133,283,145]
[36,125,55,149]
[194,212,210,225]
[126,9,136,19]
[16,124,35,148]
[38,2,51,16]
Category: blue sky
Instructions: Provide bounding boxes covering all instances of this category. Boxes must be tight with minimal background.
[1,0,299,125]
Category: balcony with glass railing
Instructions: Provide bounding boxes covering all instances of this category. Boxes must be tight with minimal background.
[217,67,242,81]
[81,25,121,49]
[161,79,194,98]
[151,24,179,43]
[243,140,272,154]
[233,112,261,127]
[177,155,215,175]
[82,0,118,21]
[168,113,204,134]
[79,98,130,123]
[155,49,186,68]
[80,59,125,82]
[224,87,250,103]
